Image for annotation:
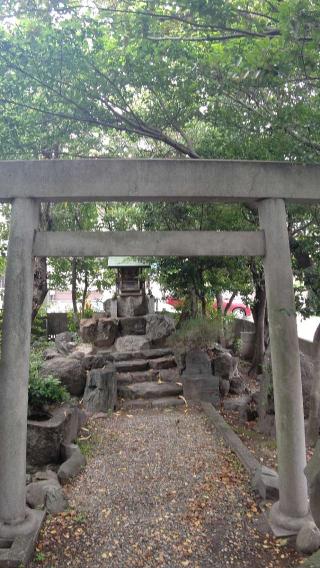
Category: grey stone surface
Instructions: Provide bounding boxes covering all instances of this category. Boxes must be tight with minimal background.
[41,355,86,396]
[27,405,85,466]
[0,198,40,529]
[229,376,245,395]
[115,359,149,373]
[213,352,238,380]
[202,402,260,476]
[26,476,67,513]
[219,378,230,398]
[182,350,219,406]
[117,295,149,317]
[305,440,320,530]
[259,198,309,529]
[3,158,320,204]
[55,331,77,355]
[122,397,185,410]
[223,396,251,413]
[117,370,158,386]
[148,356,177,370]
[119,316,146,336]
[0,509,45,567]
[58,443,86,484]
[80,316,119,348]
[296,522,320,555]
[83,365,117,414]
[145,314,175,344]
[240,331,255,360]
[115,335,150,352]
[184,350,212,376]
[252,465,279,501]
[118,381,182,400]
[43,348,59,360]
[263,350,315,418]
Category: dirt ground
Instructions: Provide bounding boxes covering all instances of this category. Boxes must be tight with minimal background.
[29,406,304,568]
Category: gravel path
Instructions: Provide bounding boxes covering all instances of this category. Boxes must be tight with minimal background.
[30,406,302,567]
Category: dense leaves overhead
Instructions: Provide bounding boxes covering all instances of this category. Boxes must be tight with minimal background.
[0,0,320,161]
[1,0,320,321]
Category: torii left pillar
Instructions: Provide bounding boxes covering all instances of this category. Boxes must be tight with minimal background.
[0,198,44,542]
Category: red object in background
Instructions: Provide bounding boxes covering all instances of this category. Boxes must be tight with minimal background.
[166,296,184,309]
[212,298,251,318]
[166,295,251,317]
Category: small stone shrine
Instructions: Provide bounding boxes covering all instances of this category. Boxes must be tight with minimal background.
[104,256,155,317]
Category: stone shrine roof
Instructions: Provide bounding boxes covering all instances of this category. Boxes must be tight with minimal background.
[108,256,150,268]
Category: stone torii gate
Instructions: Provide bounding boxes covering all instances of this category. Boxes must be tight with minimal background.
[0,159,319,549]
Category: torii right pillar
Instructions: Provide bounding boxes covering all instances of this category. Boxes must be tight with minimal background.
[259,198,310,534]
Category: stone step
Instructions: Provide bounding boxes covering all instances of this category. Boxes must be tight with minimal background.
[110,347,174,362]
[122,397,185,410]
[148,356,177,370]
[118,381,183,400]
[115,359,149,373]
[117,370,158,386]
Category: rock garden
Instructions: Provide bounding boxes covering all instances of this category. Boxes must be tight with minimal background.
[22,299,320,566]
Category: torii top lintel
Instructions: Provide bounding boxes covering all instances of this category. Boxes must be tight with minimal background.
[0,158,319,203]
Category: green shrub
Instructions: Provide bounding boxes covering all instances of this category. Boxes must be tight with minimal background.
[28,347,69,410]
[29,375,69,410]
[31,307,47,341]
[67,310,78,332]
[168,317,221,349]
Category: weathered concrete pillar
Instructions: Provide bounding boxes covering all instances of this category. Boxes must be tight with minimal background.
[259,198,309,534]
[0,198,40,537]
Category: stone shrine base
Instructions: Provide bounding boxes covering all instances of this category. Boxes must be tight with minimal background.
[0,509,45,568]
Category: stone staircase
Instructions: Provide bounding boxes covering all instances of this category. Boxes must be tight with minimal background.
[110,347,184,410]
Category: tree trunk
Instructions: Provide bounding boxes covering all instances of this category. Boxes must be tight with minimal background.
[32,256,48,321]
[307,325,320,446]
[201,295,206,316]
[190,286,198,318]
[81,270,89,317]
[71,257,79,329]
[215,292,225,345]
[31,203,52,321]
[250,282,267,375]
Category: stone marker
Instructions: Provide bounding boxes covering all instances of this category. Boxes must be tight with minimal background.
[83,365,117,413]
[182,350,219,406]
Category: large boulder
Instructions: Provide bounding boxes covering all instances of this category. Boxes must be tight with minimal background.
[212,351,241,399]
[41,356,86,396]
[145,314,175,344]
[58,443,86,484]
[213,352,239,380]
[262,351,315,418]
[55,331,77,356]
[305,440,320,530]
[115,335,150,352]
[26,470,68,513]
[80,316,119,348]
